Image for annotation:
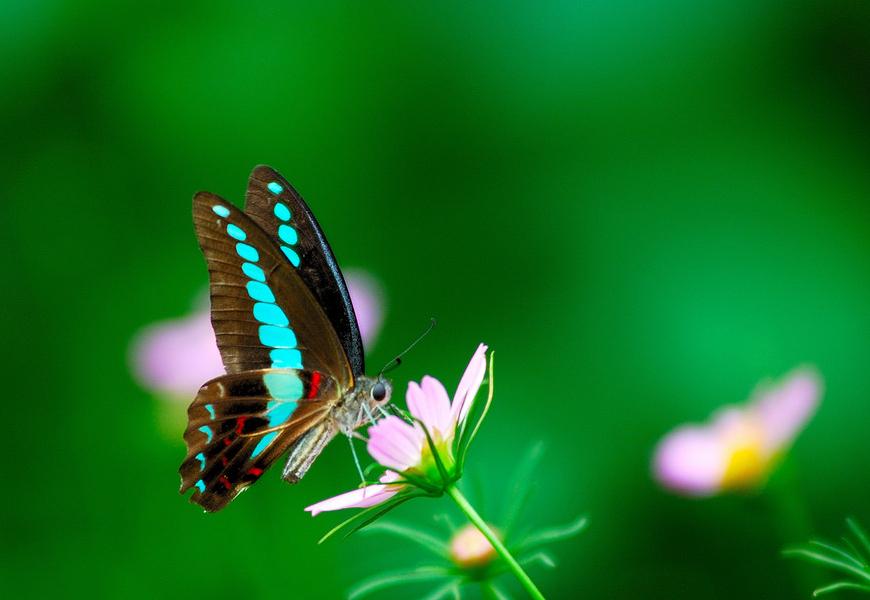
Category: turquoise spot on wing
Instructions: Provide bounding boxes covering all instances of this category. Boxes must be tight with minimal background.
[212,205,230,218]
[226,224,246,241]
[274,202,291,221]
[270,348,303,369]
[252,431,278,458]
[266,400,297,426]
[253,302,289,326]
[246,281,275,303]
[205,404,216,420]
[242,262,265,282]
[236,243,259,262]
[278,224,298,245]
[196,452,206,470]
[264,372,304,401]
[198,425,213,443]
[267,182,283,194]
[195,480,206,493]
[281,246,301,267]
[259,325,297,348]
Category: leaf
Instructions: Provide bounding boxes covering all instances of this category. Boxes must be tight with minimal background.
[421,579,463,600]
[362,521,449,558]
[515,516,589,552]
[808,540,866,570]
[318,492,423,544]
[782,548,870,583]
[813,581,870,597]
[501,442,546,540]
[848,518,870,562]
[348,566,452,600]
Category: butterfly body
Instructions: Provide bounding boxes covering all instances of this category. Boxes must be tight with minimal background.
[179,166,391,512]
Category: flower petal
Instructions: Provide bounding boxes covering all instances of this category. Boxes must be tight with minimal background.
[304,482,401,516]
[451,343,488,424]
[408,377,453,437]
[368,416,424,471]
[130,308,224,399]
[753,367,822,452]
[652,425,729,496]
[345,270,385,351]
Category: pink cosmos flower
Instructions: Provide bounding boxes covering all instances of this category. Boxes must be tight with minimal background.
[653,367,822,496]
[305,343,488,516]
[130,270,385,400]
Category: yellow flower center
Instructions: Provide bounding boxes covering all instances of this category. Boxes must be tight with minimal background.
[719,415,773,491]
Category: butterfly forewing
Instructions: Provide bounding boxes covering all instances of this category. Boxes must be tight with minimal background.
[193,192,353,385]
[244,165,365,377]
[180,369,338,512]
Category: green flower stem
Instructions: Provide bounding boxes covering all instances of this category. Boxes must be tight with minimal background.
[447,485,546,600]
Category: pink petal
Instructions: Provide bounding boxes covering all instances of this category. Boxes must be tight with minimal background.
[305,473,402,516]
[753,367,822,451]
[345,270,385,351]
[130,308,224,399]
[407,377,453,437]
[652,426,728,496]
[367,416,424,471]
[451,343,488,424]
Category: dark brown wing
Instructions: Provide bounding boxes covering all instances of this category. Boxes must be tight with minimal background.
[179,369,338,512]
[193,191,353,387]
[244,165,365,377]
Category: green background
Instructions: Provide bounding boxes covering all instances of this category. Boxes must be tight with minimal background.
[4,1,870,598]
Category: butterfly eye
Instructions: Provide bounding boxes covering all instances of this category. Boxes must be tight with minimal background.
[371,382,387,402]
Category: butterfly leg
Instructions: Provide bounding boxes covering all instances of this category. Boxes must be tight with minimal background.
[347,434,367,487]
[282,421,335,483]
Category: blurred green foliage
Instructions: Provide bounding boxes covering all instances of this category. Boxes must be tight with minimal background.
[4,1,870,598]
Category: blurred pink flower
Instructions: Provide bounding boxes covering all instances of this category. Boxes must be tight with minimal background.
[305,343,488,516]
[653,367,822,496]
[130,270,385,400]
[449,523,498,568]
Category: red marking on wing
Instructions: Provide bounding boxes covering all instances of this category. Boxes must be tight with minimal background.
[219,475,232,490]
[220,455,229,467]
[247,467,263,477]
[223,437,232,447]
[307,371,322,399]
[236,416,248,435]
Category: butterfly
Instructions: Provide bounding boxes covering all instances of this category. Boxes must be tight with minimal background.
[179,165,392,512]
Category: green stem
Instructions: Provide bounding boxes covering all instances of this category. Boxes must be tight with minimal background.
[447,486,546,600]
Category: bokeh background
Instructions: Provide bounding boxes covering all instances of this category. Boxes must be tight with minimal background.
[5,1,870,598]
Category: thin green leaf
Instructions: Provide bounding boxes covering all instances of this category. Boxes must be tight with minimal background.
[848,518,870,561]
[362,521,449,558]
[348,566,452,600]
[813,581,870,596]
[783,548,870,583]
[421,579,463,600]
[808,540,866,570]
[844,537,869,567]
[341,494,426,540]
[456,352,495,471]
[318,493,422,545]
[482,582,511,600]
[501,442,545,539]
[518,551,556,569]
[515,516,589,552]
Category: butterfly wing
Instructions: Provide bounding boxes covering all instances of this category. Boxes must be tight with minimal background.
[243,165,365,377]
[193,191,353,385]
[179,369,338,512]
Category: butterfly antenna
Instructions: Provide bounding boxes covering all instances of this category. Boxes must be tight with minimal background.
[379,318,437,376]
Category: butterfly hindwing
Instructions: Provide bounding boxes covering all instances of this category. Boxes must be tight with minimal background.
[193,192,353,386]
[179,369,338,512]
[244,165,365,377]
